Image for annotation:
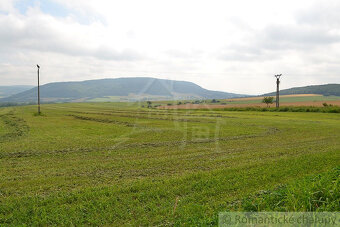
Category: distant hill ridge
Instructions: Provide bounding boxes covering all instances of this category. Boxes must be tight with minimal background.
[0,85,34,98]
[263,84,340,96]
[0,77,245,103]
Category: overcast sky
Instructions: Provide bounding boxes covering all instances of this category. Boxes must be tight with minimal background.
[1,0,340,94]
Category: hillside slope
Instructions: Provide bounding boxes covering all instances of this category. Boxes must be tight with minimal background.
[0,77,244,103]
[263,84,340,96]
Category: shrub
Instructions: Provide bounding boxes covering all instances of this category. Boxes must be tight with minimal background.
[262,97,274,107]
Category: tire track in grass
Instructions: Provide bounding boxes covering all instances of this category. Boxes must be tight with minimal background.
[0,126,280,159]
[66,114,139,127]
[68,111,218,123]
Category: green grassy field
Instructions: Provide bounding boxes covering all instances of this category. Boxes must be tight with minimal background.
[0,102,339,226]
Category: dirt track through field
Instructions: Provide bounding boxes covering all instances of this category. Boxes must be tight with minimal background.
[160,100,340,109]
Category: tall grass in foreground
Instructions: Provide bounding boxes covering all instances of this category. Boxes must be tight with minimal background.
[232,166,340,212]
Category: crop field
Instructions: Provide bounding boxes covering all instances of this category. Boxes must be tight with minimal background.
[0,102,339,225]
[224,94,340,103]
[161,94,340,109]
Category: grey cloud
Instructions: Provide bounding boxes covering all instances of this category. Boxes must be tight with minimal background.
[94,47,141,61]
[0,13,141,61]
[218,7,340,63]
[219,51,272,62]
[218,46,275,62]
[165,49,204,59]
[296,1,340,27]
[260,25,340,50]
[260,1,340,50]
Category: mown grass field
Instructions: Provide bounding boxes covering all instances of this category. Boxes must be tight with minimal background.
[0,102,339,226]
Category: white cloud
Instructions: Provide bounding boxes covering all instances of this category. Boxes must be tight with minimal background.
[0,0,339,94]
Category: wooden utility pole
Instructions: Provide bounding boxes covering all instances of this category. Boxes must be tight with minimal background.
[37,64,41,114]
[275,74,282,108]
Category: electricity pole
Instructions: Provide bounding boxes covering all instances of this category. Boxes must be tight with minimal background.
[37,64,41,114]
[275,74,282,108]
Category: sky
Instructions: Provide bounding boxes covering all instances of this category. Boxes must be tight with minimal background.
[1,0,340,95]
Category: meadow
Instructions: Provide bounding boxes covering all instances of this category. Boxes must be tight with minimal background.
[0,102,339,226]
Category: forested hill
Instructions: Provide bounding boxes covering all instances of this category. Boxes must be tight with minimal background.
[263,84,340,96]
[0,77,244,103]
